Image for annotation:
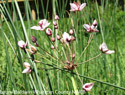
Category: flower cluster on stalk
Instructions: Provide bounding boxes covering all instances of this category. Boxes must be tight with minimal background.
[17,1,115,93]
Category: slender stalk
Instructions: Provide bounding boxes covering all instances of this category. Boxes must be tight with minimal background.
[76,33,94,62]
[78,53,102,65]
[96,0,104,42]
[75,67,83,85]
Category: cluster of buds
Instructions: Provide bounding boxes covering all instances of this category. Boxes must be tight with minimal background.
[64,54,76,70]
[64,61,77,71]
[53,15,59,29]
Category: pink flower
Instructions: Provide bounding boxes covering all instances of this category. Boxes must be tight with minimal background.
[83,83,94,92]
[83,20,99,32]
[31,19,50,31]
[18,40,27,49]
[22,62,31,74]
[55,15,59,20]
[46,28,52,36]
[70,2,86,12]
[53,21,57,26]
[99,42,115,54]
[61,32,71,44]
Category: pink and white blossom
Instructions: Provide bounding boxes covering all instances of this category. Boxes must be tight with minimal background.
[18,40,27,49]
[70,2,86,12]
[31,19,50,31]
[62,32,72,44]
[22,62,31,74]
[99,42,115,54]
[83,20,99,32]
[83,83,94,92]
[46,28,52,36]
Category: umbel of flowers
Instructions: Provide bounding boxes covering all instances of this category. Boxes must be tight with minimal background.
[18,1,115,93]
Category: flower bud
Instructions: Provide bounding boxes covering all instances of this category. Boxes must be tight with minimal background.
[53,21,57,26]
[72,54,75,58]
[56,35,61,40]
[34,42,39,47]
[29,45,37,54]
[18,40,27,49]
[69,29,74,35]
[92,20,97,26]
[66,61,70,64]
[31,36,37,43]
[55,15,59,20]
[51,37,55,42]
[54,25,58,29]
[51,45,55,50]
[46,28,52,36]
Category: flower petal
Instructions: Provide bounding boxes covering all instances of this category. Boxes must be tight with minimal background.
[70,3,78,11]
[24,62,30,68]
[92,19,97,26]
[22,67,30,73]
[99,42,108,52]
[18,40,26,49]
[31,26,42,30]
[105,50,115,54]
[83,24,91,32]
[79,3,86,11]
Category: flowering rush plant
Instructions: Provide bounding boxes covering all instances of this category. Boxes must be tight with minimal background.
[18,1,115,93]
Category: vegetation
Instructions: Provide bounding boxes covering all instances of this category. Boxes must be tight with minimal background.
[0,0,125,95]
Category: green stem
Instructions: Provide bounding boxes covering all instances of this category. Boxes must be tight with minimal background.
[96,0,104,42]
